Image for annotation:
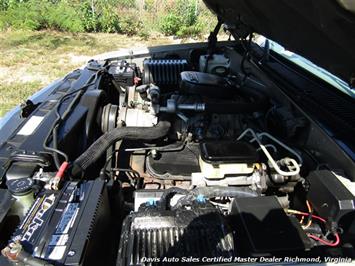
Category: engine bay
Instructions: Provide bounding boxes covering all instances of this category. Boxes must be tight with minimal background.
[0,40,354,265]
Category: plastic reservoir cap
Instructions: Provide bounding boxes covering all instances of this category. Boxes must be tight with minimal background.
[7,178,34,196]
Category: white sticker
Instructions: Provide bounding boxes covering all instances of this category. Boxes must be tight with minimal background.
[17,116,44,136]
[49,234,69,246]
[48,246,66,260]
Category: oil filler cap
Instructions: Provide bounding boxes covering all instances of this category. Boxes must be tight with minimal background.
[7,178,34,196]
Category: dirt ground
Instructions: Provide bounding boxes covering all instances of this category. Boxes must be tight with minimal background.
[0,30,186,116]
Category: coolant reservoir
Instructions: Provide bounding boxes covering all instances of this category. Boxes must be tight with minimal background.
[7,178,35,218]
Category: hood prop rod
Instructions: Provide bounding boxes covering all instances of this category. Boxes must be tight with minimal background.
[204,17,223,73]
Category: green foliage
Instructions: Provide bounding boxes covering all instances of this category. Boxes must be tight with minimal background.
[144,0,155,12]
[119,13,142,35]
[80,2,120,33]
[80,1,99,32]
[0,0,215,38]
[98,6,120,33]
[176,0,198,26]
[159,13,181,35]
[116,0,136,9]
[176,23,204,38]
[0,0,20,11]
[0,0,8,11]
[0,0,47,30]
[0,0,83,32]
[46,2,84,32]
[159,0,205,37]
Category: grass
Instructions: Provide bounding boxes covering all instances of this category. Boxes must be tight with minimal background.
[0,30,180,116]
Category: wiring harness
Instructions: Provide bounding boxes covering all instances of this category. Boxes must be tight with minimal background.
[286,201,340,247]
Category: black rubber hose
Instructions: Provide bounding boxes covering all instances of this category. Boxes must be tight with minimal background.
[71,121,171,176]
[204,86,268,114]
[205,102,263,114]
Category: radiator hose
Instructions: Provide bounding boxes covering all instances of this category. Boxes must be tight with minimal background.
[71,121,171,177]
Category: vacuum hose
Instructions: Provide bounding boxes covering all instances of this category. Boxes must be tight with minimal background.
[71,121,171,176]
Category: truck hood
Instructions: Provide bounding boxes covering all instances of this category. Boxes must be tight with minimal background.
[204,0,355,86]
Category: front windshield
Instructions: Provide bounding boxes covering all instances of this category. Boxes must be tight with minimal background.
[255,36,355,99]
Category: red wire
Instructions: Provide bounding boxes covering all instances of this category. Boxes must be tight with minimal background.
[308,233,340,247]
[291,211,327,223]
[55,161,69,180]
[290,210,340,247]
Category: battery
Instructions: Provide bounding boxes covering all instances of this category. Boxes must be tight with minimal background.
[10,179,110,266]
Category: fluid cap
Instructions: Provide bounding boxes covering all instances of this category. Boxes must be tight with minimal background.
[7,178,34,196]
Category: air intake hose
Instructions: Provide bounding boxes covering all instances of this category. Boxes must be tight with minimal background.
[71,121,171,176]
[204,85,269,114]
